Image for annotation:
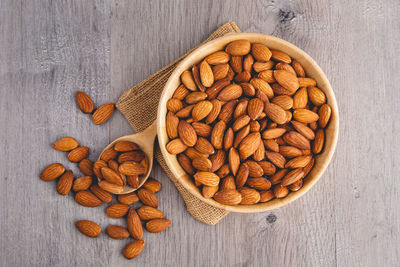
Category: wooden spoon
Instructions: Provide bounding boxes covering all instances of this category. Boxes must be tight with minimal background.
[97,121,157,194]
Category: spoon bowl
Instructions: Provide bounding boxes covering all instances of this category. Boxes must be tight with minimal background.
[97,121,157,194]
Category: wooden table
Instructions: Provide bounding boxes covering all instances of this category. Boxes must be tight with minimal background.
[1,0,399,266]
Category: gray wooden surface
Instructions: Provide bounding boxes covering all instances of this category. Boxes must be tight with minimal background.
[1,0,399,266]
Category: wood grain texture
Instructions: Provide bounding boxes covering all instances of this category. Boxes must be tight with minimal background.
[1,0,399,266]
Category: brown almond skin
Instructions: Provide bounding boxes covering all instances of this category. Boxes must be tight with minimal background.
[313,129,325,154]
[239,187,260,205]
[57,170,74,195]
[90,185,113,203]
[92,103,114,125]
[143,178,162,193]
[226,40,251,56]
[228,148,240,176]
[106,204,130,218]
[118,192,139,205]
[192,64,206,92]
[100,147,118,162]
[181,70,197,91]
[101,167,123,186]
[274,185,289,198]
[260,190,275,202]
[98,180,124,194]
[210,150,226,172]
[127,208,143,240]
[119,161,146,176]
[239,132,261,159]
[178,120,198,147]
[252,43,272,62]
[166,138,188,154]
[75,191,102,207]
[166,112,179,139]
[72,176,92,192]
[67,146,89,162]
[281,168,305,186]
[194,172,220,187]
[173,84,190,100]
[106,225,129,240]
[318,104,332,128]
[283,131,311,150]
[123,240,145,260]
[178,154,195,175]
[137,206,164,221]
[202,185,219,198]
[52,137,79,151]
[211,120,226,150]
[76,220,101,238]
[213,189,242,205]
[246,177,271,190]
[137,188,159,208]
[114,141,139,152]
[236,163,249,188]
[78,159,93,176]
[146,219,172,233]
[40,163,65,181]
[76,91,94,114]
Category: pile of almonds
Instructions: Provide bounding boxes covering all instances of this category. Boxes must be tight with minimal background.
[40,95,171,260]
[165,39,332,205]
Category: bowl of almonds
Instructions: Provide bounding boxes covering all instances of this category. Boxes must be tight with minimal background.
[157,33,339,212]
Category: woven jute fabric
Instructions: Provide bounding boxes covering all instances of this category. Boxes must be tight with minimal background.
[116,22,240,225]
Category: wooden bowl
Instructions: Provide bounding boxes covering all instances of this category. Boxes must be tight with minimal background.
[157,33,339,213]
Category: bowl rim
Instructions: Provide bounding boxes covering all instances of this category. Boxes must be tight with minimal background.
[156,32,339,213]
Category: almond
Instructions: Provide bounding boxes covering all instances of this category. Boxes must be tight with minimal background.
[92,103,114,125]
[76,220,101,238]
[247,98,264,120]
[192,122,212,137]
[223,128,234,151]
[90,185,113,203]
[235,72,251,83]
[220,176,236,190]
[199,60,214,87]
[288,179,303,191]
[119,161,146,176]
[166,138,188,154]
[298,77,317,87]
[250,121,260,132]
[75,91,94,114]
[313,129,325,154]
[230,56,242,73]
[192,100,213,121]
[202,185,219,198]
[275,62,296,75]
[281,168,305,186]
[205,79,230,99]
[258,70,276,83]
[318,104,332,128]
[308,87,326,106]
[246,177,271,190]
[178,120,197,147]
[185,147,208,159]
[75,191,102,207]
[146,218,171,233]
[142,178,161,193]
[40,163,65,181]
[194,172,220,187]
[272,95,293,110]
[181,70,197,91]
[236,163,249,188]
[219,100,238,122]
[272,83,295,95]
[243,54,254,72]
[239,187,260,205]
[265,151,286,168]
[192,157,212,171]
[205,51,230,65]
[285,155,312,168]
[217,164,230,178]
[78,158,93,176]
[233,115,250,132]
[212,64,229,80]
[106,203,130,218]
[106,225,129,240]
[127,175,139,189]
[291,121,315,140]
[213,189,242,205]
[264,102,287,124]
[303,157,315,177]
[100,147,117,162]
[98,180,124,194]
[127,208,143,239]
[114,141,139,152]
[185,92,207,104]
[241,83,256,97]
[233,99,249,119]
[253,61,274,72]
[250,78,274,98]
[116,193,139,205]
[258,161,276,175]
[56,170,73,195]
[73,176,92,192]
[233,125,250,148]
[279,146,303,158]
[253,140,265,161]
[228,148,240,176]
[205,99,222,124]
[52,137,79,151]
[93,160,107,178]
[270,169,288,184]
[101,167,123,186]
[137,188,158,208]
[273,185,289,198]
[226,40,251,56]
[292,60,305,77]
[245,161,263,177]
[260,190,275,202]
[262,128,287,139]
[211,120,226,150]
[293,109,319,123]
[264,139,279,152]
[239,132,261,159]
[123,240,145,260]
[118,151,145,163]
[292,87,308,109]
[137,206,164,221]
[67,146,89,162]
[173,84,190,100]
[192,65,206,92]
[217,84,243,101]
[271,50,291,63]
[178,154,195,175]
[175,105,194,118]
[166,98,184,113]
[209,150,226,172]
[274,70,299,93]
[283,131,311,150]
[251,43,272,62]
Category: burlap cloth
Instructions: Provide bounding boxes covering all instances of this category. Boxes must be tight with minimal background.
[116,22,241,225]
